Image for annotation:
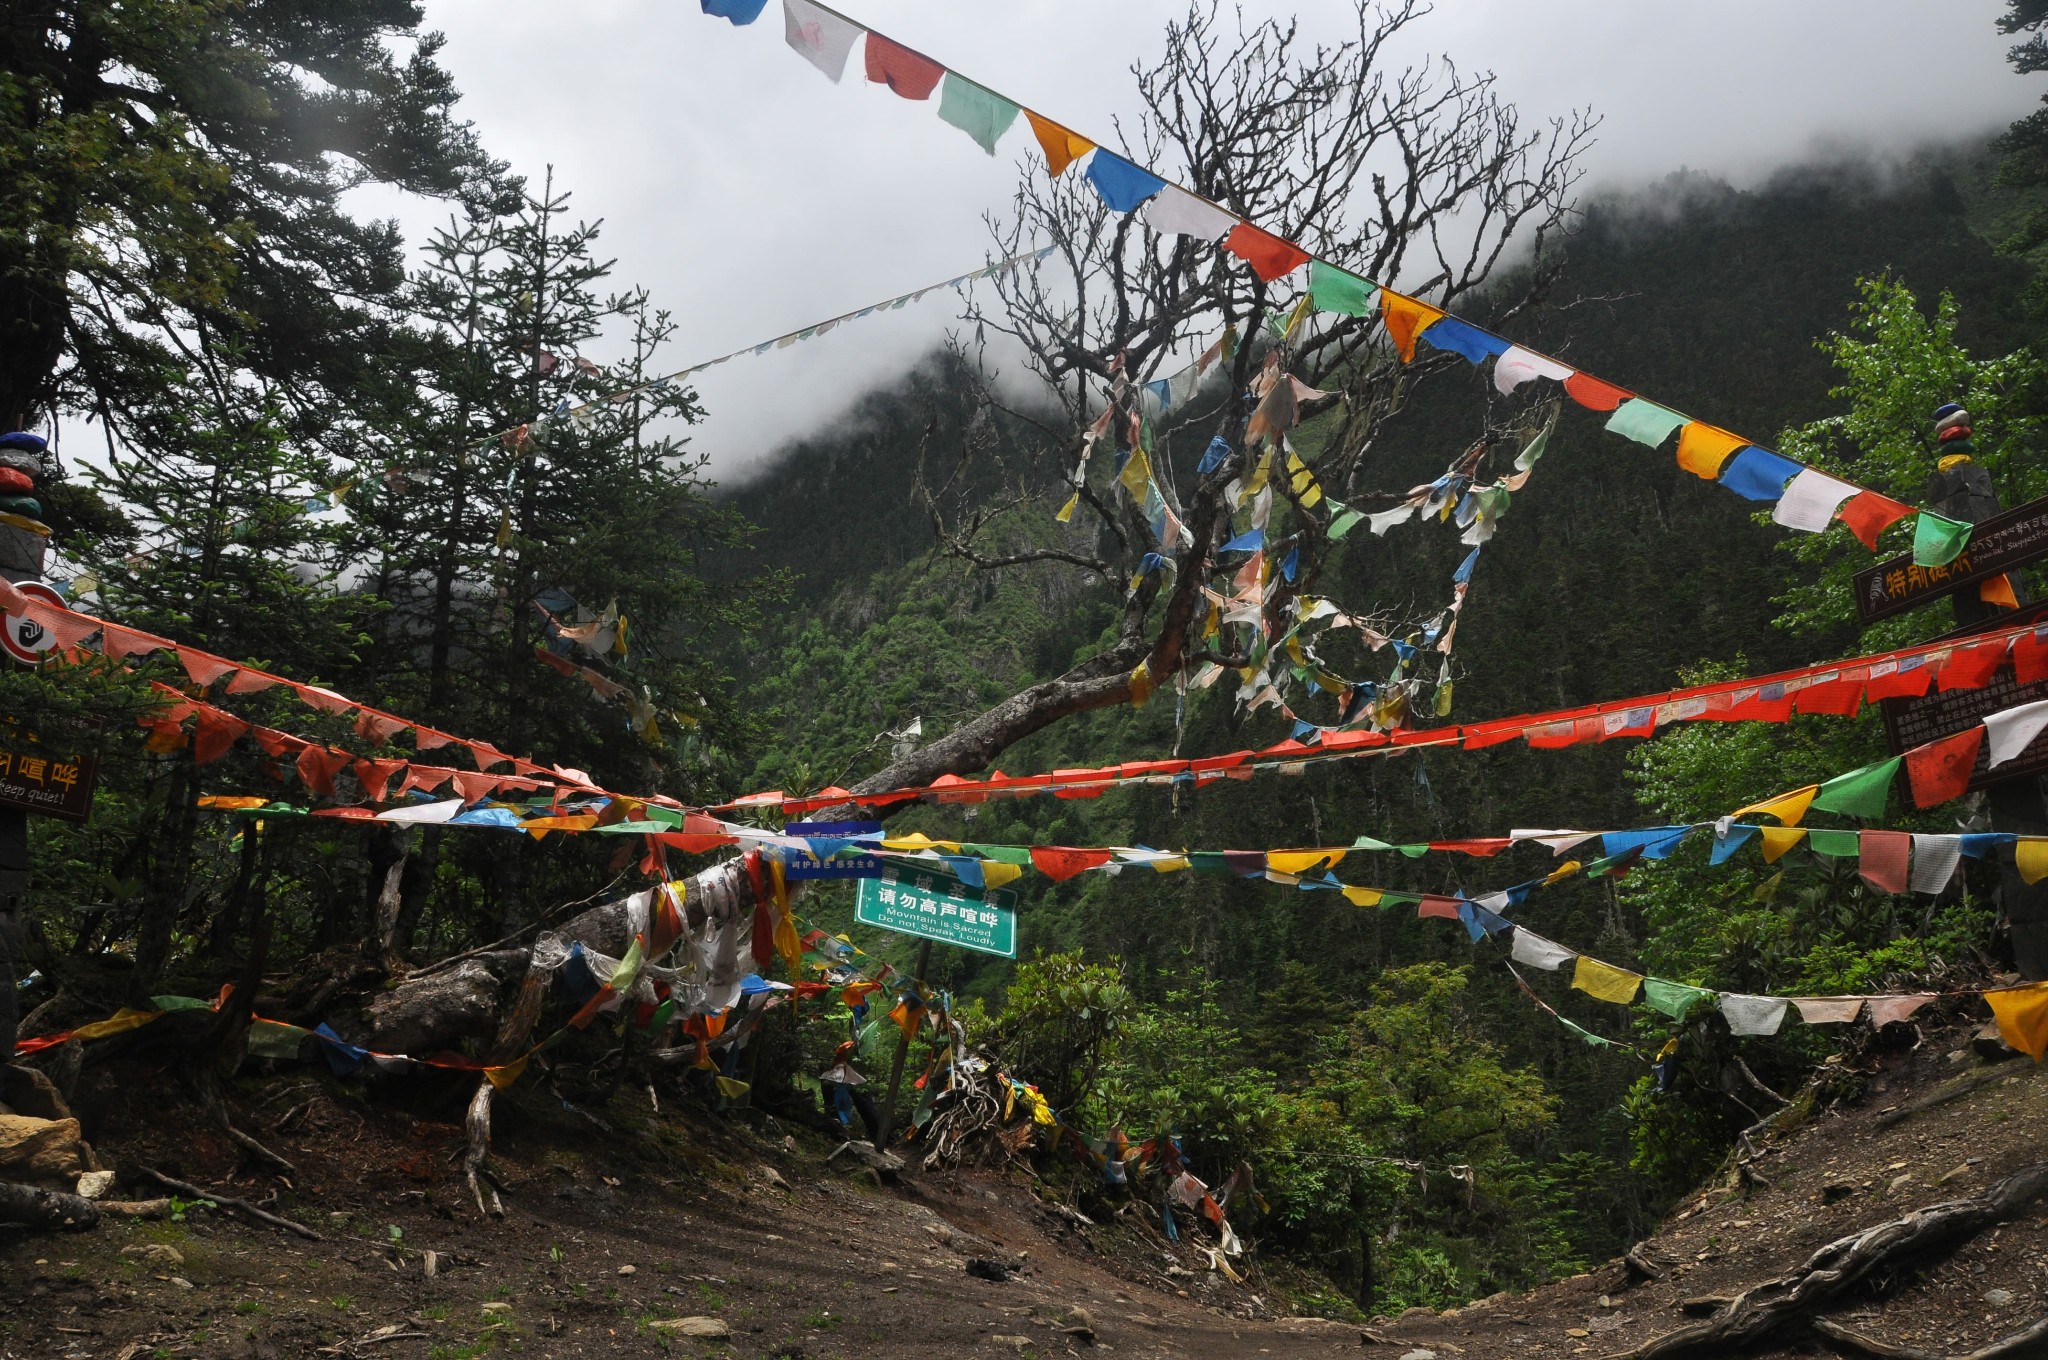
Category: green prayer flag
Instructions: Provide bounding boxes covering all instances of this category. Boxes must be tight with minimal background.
[937,75,1020,155]
[964,843,1033,865]
[1604,399,1689,449]
[1810,756,1900,821]
[1328,507,1365,539]
[1641,977,1713,1020]
[1350,835,1396,852]
[1307,260,1376,316]
[150,994,214,1013]
[1805,828,1861,857]
[1912,511,1972,568]
[247,1019,309,1059]
[1514,424,1552,473]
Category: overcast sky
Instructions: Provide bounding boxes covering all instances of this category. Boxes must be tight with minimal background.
[390,0,2040,483]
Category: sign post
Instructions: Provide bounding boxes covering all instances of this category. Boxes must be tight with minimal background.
[856,863,1020,1144]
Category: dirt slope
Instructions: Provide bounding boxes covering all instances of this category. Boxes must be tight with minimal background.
[2,1022,2043,1360]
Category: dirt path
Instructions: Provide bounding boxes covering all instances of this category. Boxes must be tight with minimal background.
[5,1024,2044,1359]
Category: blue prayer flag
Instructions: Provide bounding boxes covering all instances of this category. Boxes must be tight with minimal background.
[1085,152,1167,213]
[1716,446,1803,502]
[1418,317,1510,365]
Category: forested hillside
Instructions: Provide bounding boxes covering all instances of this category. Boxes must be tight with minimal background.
[713,146,2048,1303]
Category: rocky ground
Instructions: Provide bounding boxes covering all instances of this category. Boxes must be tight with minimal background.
[0,1019,2043,1360]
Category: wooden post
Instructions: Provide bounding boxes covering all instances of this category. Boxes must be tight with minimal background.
[875,938,932,1147]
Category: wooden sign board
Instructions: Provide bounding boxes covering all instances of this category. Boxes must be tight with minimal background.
[0,716,98,823]
[1854,495,2048,624]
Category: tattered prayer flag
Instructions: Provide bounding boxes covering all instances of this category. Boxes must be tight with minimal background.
[1604,399,1688,450]
[1717,446,1802,501]
[1084,151,1167,213]
[1865,993,1937,1027]
[783,0,861,81]
[1564,372,1630,411]
[1905,726,1985,808]
[1144,186,1236,240]
[863,33,943,99]
[1811,757,1899,820]
[191,708,249,764]
[1985,699,2048,768]
[1223,223,1310,281]
[1055,491,1079,523]
[180,648,237,688]
[1129,658,1155,708]
[1838,491,1914,550]
[1773,467,1859,533]
[1379,290,1445,363]
[1719,994,1789,1036]
[1308,260,1375,316]
[1793,997,1864,1025]
[1860,829,1912,893]
[1417,316,1509,365]
[1641,977,1712,1020]
[1913,511,1972,568]
[701,0,769,24]
[1026,111,1093,176]
[1983,981,2048,1061]
[937,74,1019,154]
[1510,929,1575,971]
[1494,346,1573,394]
[1572,956,1643,1005]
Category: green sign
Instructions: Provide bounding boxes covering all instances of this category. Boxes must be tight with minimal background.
[855,864,1017,958]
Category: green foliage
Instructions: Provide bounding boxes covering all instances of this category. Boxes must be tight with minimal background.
[1772,276,2048,640]
[991,951,1132,1112]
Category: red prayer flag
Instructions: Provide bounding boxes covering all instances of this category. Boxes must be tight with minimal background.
[1938,641,2007,692]
[250,726,304,758]
[1416,896,1462,920]
[1837,491,1913,550]
[179,648,238,688]
[2015,630,2048,686]
[1863,659,1934,702]
[1031,847,1112,881]
[295,745,351,797]
[1859,829,1911,894]
[1905,726,1985,808]
[452,770,501,805]
[352,758,407,802]
[191,708,250,764]
[1562,372,1629,411]
[1223,223,1310,282]
[864,33,943,99]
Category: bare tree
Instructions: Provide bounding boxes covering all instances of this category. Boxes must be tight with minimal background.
[376,0,1597,1211]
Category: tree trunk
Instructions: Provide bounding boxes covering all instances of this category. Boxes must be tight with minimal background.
[1615,1162,2048,1360]
[0,1182,97,1231]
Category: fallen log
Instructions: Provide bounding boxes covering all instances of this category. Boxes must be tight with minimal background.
[0,1181,98,1230]
[1608,1161,2048,1360]
[1813,1314,2048,1360]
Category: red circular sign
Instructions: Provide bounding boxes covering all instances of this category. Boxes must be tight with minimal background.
[2,579,66,664]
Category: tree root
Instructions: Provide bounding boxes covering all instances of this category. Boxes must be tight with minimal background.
[0,1181,99,1230]
[1608,1161,2048,1360]
[463,1081,502,1219]
[1813,1315,2048,1360]
[136,1166,321,1240]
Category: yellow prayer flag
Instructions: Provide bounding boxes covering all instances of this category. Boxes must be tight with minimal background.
[1025,111,1093,176]
[1572,956,1643,1005]
[1734,784,1819,826]
[1129,658,1156,707]
[1983,980,2048,1061]
[71,1008,166,1043]
[1287,450,1323,508]
[485,1056,530,1090]
[1055,490,1079,523]
[1674,422,1748,481]
[1146,855,1189,873]
[880,832,961,853]
[1542,860,1583,886]
[1269,849,1345,876]
[714,1075,752,1099]
[1379,289,1446,363]
[1240,450,1272,500]
[1341,885,1383,908]
[2019,839,2048,885]
[1759,825,1808,863]
[1119,447,1153,504]
[981,861,1025,890]
[1281,293,1314,342]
